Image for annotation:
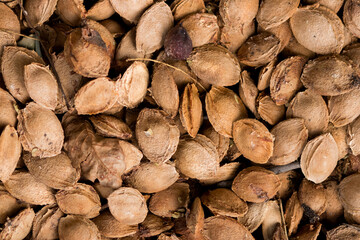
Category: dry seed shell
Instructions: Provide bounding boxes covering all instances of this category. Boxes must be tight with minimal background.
[257,94,285,125]
[108,187,147,225]
[343,43,360,69]
[32,204,64,240]
[298,179,327,216]
[85,0,115,21]
[199,162,240,185]
[239,70,259,116]
[0,208,35,240]
[58,215,101,240]
[24,0,57,27]
[0,3,20,40]
[343,0,360,38]
[292,223,322,240]
[301,133,338,184]
[170,0,205,21]
[303,0,344,13]
[4,171,55,205]
[179,83,202,137]
[219,0,259,26]
[0,88,17,130]
[127,162,179,193]
[0,125,21,182]
[321,181,344,224]
[136,2,173,54]
[347,116,360,155]
[1,46,44,103]
[269,118,308,166]
[118,140,143,173]
[158,233,180,240]
[237,32,281,67]
[151,64,179,118]
[261,200,283,240]
[23,152,79,190]
[231,166,281,203]
[301,55,360,96]
[256,0,300,30]
[286,90,329,137]
[282,33,316,58]
[237,202,268,233]
[277,170,300,200]
[203,216,255,240]
[93,210,138,238]
[0,191,24,224]
[116,61,149,109]
[201,188,248,218]
[344,209,360,224]
[135,108,180,163]
[139,213,174,238]
[290,6,345,54]
[258,20,292,53]
[180,13,219,48]
[270,56,306,105]
[284,192,303,236]
[220,21,255,53]
[329,88,360,127]
[55,183,101,218]
[24,63,59,111]
[325,124,348,159]
[201,125,230,162]
[188,44,241,86]
[174,134,219,180]
[339,173,360,211]
[149,182,190,218]
[206,86,248,137]
[56,0,85,26]
[232,119,274,164]
[327,224,360,240]
[18,102,64,158]
[186,197,204,238]
[89,114,132,139]
[258,59,276,91]
[110,0,153,24]
[99,19,125,38]
[74,77,117,115]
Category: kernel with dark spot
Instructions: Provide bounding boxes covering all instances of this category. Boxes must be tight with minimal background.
[164,25,193,60]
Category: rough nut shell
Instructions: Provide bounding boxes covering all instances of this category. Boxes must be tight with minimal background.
[58,215,101,240]
[32,204,64,240]
[343,0,360,38]
[0,208,35,240]
[0,88,17,130]
[170,0,205,21]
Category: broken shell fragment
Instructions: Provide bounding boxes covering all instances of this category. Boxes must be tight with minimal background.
[32,204,64,240]
[0,208,35,240]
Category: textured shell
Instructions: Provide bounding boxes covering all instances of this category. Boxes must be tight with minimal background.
[258,21,292,53]
[116,61,149,108]
[238,202,268,233]
[343,0,360,38]
[237,32,281,67]
[339,173,360,211]
[300,55,360,96]
[110,0,153,24]
[233,119,274,164]
[256,0,300,30]
[300,133,338,183]
[284,192,303,236]
[201,188,248,218]
[85,0,115,21]
[127,162,179,193]
[329,88,360,127]
[17,102,64,158]
[201,125,230,162]
[93,210,138,238]
[258,59,276,91]
[151,64,179,117]
[174,134,219,180]
[136,2,174,54]
[348,116,360,155]
[239,71,259,117]
[199,162,240,185]
[325,124,348,159]
[24,0,58,27]
[327,224,360,240]
[203,216,255,240]
[149,182,190,218]
[0,125,21,182]
[24,152,79,190]
[56,0,85,26]
[289,6,345,54]
[118,140,143,173]
[0,208,35,240]
[135,108,180,163]
[298,179,327,215]
[188,44,241,86]
[303,0,344,13]
[89,115,132,139]
[219,0,259,25]
[58,215,101,240]
[4,171,56,205]
[170,0,205,21]
[108,187,148,225]
[206,86,248,137]
[179,83,202,137]
[257,94,285,125]
[286,90,329,137]
[270,118,308,166]
[322,181,344,225]
[180,13,219,48]
[0,3,21,40]
[231,166,281,203]
[140,213,174,237]
[74,77,117,115]
[32,205,64,240]
[270,56,306,105]
[261,200,283,239]
[220,21,255,53]
[1,46,44,103]
[0,191,24,224]
[24,63,59,111]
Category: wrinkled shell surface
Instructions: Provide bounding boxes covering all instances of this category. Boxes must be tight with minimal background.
[58,215,101,240]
